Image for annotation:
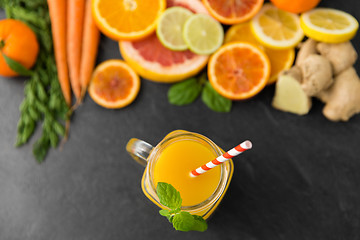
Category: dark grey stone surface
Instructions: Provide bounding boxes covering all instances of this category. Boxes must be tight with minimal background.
[1,1,360,239]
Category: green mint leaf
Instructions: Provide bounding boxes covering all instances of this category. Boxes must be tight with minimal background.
[201,82,232,112]
[159,209,170,217]
[191,215,208,232]
[2,53,33,76]
[172,211,195,232]
[156,182,182,210]
[168,78,202,106]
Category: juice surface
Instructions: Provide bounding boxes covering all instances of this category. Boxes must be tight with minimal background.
[153,139,221,206]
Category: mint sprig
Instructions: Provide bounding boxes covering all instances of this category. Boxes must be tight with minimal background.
[156,182,208,232]
[167,72,232,112]
[202,81,232,112]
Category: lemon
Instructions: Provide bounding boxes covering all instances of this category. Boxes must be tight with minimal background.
[156,7,193,51]
[183,14,224,55]
[300,8,359,43]
[251,3,304,49]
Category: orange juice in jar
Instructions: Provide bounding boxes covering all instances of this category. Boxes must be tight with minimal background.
[126,130,234,219]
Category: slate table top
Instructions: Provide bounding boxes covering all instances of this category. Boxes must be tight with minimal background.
[1,1,360,239]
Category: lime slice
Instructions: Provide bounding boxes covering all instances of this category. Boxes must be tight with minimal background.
[183,14,224,55]
[156,7,193,51]
[300,8,359,43]
[251,3,304,49]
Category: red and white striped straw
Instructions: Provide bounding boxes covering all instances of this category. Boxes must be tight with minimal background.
[190,140,252,177]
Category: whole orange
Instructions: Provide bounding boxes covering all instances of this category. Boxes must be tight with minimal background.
[270,0,321,13]
[0,19,39,77]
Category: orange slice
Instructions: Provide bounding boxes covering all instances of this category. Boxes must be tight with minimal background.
[92,0,166,40]
[225,22,294,84]
[202,0,264,25]
[208,42,270,100]
[88,60,140,109]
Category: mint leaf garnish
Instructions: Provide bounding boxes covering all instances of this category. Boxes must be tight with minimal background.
[192,215,208,232]
[159,209,170,217]
[168,77,203,106]
[172,211,195,232]
[202,81,232,112]
[156,182,208,232]
[156,182,182,210]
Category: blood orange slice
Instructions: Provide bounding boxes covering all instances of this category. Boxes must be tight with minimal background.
[208,42,270,100]
[202,0,264,25]
[119,0,210,83]
[88,60,140,109]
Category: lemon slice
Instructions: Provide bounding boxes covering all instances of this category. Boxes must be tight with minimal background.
[251,3,304,49]
[183,14,224,55]
[300,8,359,43]
[156,7,194,51]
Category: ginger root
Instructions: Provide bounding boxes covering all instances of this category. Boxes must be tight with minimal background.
[317,41,358,75]
[272,66,312,115]
[295,38,318,66]
[316,67,360,122]
[272,37,360,122]
[299,54,333,96]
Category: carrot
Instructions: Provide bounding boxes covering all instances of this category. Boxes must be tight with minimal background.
[47,0,71,106]
[80,0,100,99]
[67,0,85,101]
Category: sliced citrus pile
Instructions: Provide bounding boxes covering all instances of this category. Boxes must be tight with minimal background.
[156,7,193,51]
[88,60,140,109]
[92,0,166,40]
[119,0,210,83]
[225,22,294,84]
[202,0,263,25]
[251,3,304,49]
[270,0,320,14]
[208,42,270,100]
[300,8,359,43]
[183,14,224,55]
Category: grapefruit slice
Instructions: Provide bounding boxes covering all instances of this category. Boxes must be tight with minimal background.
[119,0,210,83]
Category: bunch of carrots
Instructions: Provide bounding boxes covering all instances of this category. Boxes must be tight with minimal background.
[47,0,100,107]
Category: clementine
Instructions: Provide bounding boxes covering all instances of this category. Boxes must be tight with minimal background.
[0,19,39,77]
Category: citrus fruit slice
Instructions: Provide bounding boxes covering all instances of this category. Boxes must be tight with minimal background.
[300,8,359,43]
[156,7,193,51]
[119,0,210,83]
[265,48,294,84]
[270,0,320,14]
[183,14,224,55]
[224,21,262,48]
[225,22,294,84]
[88,60,140,109]
[251,3,304,49]
[92,0,166,40]
[202,0,263,25]
[208,42,270,100]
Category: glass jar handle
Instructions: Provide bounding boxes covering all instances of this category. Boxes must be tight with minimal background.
[126,138,154,166]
